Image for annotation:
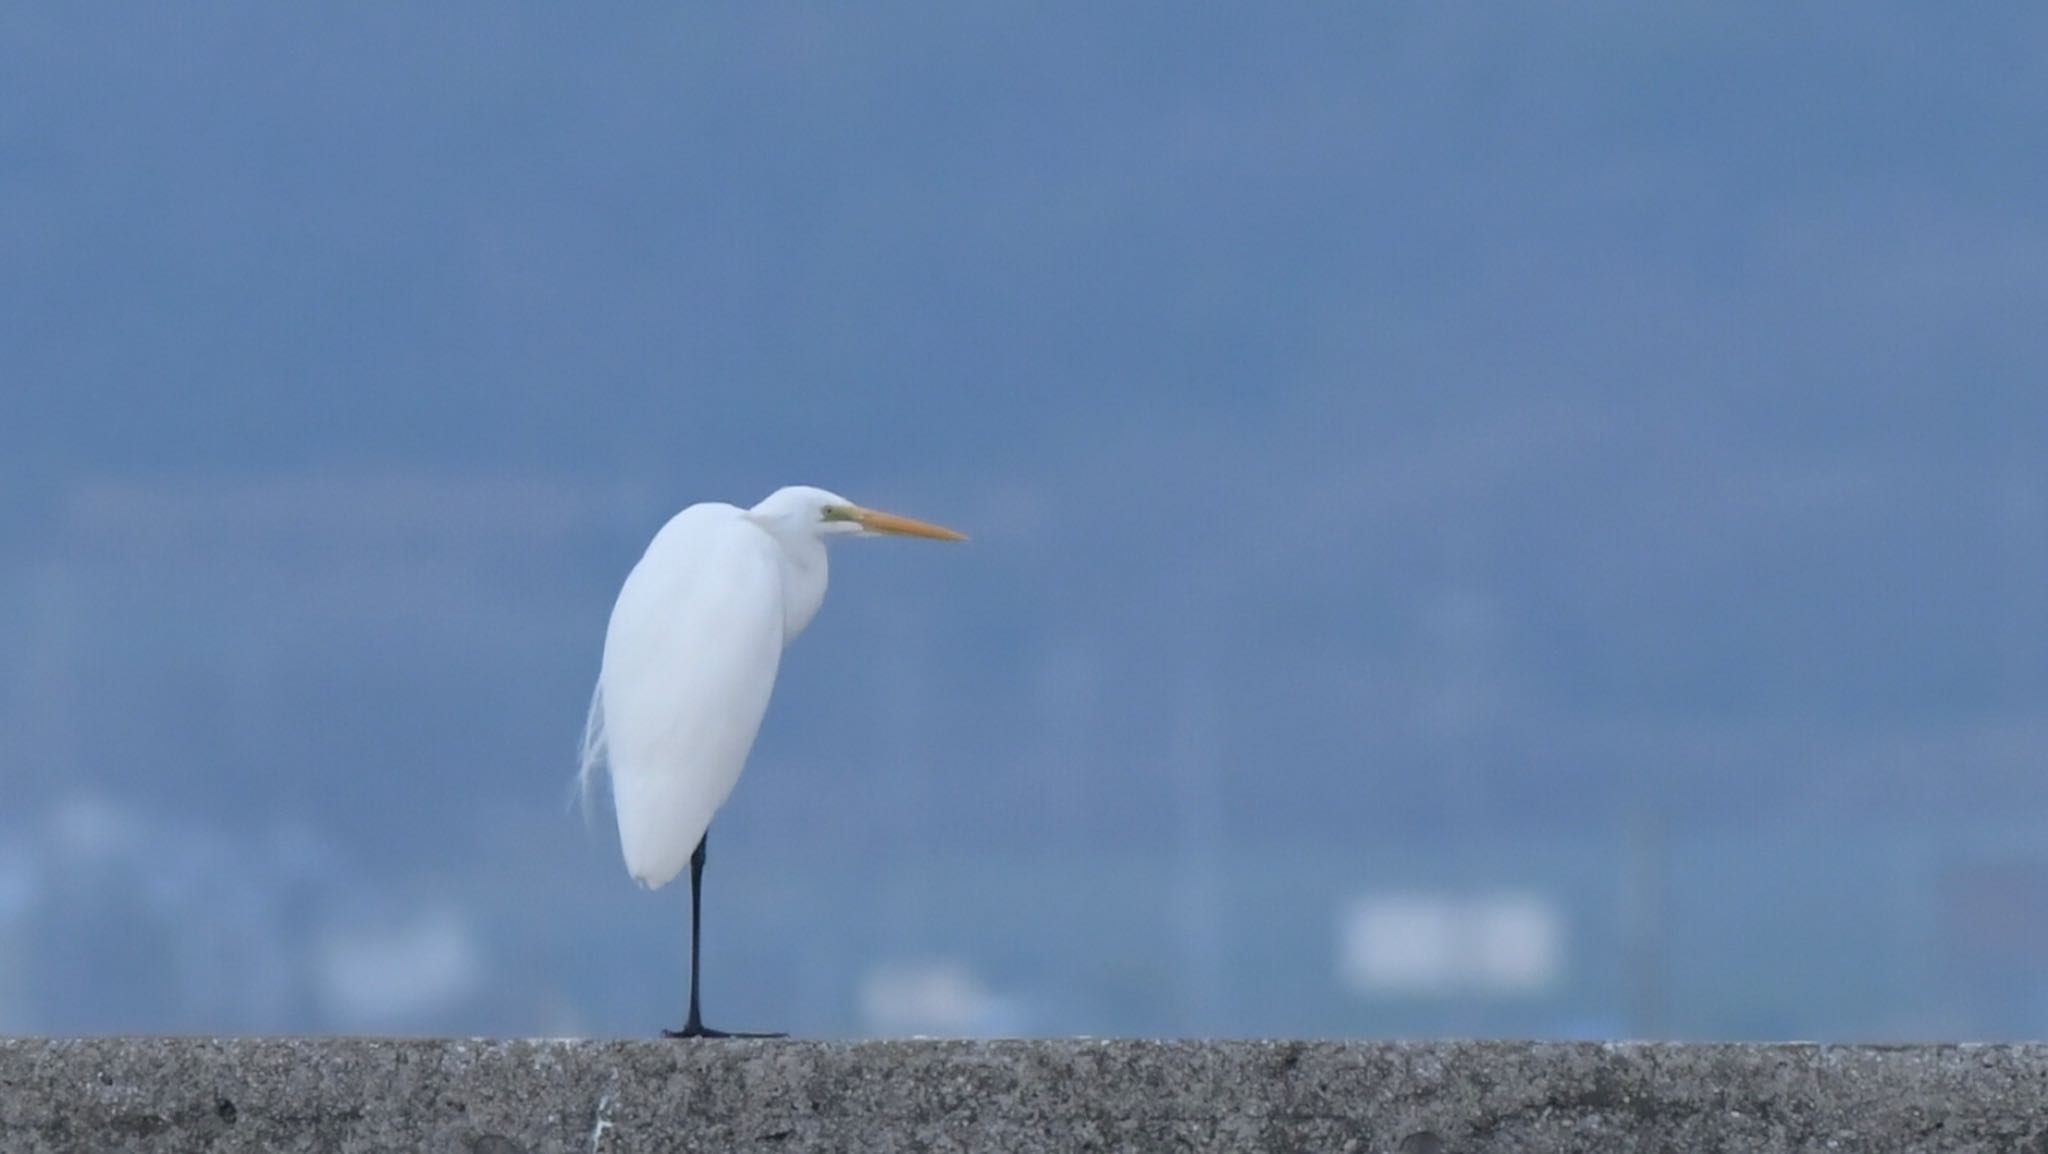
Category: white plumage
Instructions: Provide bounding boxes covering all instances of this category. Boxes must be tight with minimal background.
[587,504,786,887]
[578,486,965,890]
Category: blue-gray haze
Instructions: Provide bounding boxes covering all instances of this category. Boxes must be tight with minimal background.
[2,4,2045,1040]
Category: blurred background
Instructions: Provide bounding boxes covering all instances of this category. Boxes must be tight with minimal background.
[3,4,2045,1041]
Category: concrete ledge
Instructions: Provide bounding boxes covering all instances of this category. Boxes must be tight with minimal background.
[4,1038,2047,1153]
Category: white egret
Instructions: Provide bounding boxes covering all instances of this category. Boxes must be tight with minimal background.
[578,485,966,1037]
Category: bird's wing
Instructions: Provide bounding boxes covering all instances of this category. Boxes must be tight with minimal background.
[595,504,785,889]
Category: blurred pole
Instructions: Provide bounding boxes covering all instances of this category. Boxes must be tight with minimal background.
[1994,458,2045,709]
[1426,525,1495,1039]
[1168,594,1225,1034]
[17,561,84,802]
[1427,525,1496,878]
[877,607,933,956]
[1888,821,1938,1037]
[1622,803,1668,1039]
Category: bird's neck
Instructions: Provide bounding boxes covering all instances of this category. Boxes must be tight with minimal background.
[775,536,830,647]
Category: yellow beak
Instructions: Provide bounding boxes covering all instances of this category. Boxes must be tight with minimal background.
[852,506,969,542]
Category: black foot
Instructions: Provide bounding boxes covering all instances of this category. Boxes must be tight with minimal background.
[662,1024,786,1040]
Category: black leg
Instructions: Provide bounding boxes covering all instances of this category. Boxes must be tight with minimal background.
[662,831,784,1040]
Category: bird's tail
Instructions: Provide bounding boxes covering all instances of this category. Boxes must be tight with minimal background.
[571,680,608,825]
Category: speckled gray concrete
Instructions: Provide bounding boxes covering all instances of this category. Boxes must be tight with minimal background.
[4,1038,2048,1153]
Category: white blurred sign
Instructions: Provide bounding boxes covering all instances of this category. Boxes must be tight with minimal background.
[1336,891,1565,997]
[316,906,484,1030]
[859,958,1026,1037]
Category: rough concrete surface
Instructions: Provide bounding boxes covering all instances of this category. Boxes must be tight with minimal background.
[3,1038,2048,1153]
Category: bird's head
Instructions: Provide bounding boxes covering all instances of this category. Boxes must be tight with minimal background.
[748,486,968,543]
